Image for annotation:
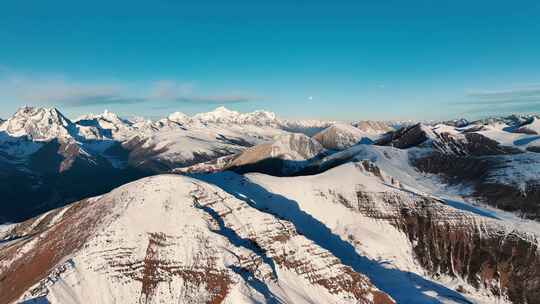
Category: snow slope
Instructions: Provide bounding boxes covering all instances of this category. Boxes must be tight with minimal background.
[1,175,393,304]
[194,161,539,304]
[313,123,377,150]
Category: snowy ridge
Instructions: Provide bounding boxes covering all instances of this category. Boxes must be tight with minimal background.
[0,107,74,141]
[2,105,540,304]
[1,174,394,304]
[514,117,540,135]
[175,133,327,176]
[196,160,539,304]
[313,123,380,150]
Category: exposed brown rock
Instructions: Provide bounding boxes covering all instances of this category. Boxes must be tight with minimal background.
[376,123,429,149]
[0,199,110,304]
[413,152,540,221]
[347,189,540,304]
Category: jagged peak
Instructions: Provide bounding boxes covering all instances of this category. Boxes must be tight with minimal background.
[100,109,120,121]
[214,105,234,112]
[0,106,75,141]
[167,111,191,123]
[12,106,71,124]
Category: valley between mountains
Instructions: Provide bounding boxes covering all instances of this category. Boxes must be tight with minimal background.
[1,106,540,303]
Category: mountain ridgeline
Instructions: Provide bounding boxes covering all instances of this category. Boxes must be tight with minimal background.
[1,106,540,304]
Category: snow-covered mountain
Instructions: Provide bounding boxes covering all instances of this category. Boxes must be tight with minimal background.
[2,151,539,303]
[514,117,540,135]
[2,105,540,303]
[177,133,327,176]
[0,106,75,141]
[353,120,394,133]
[375,120,540,221]
[180,116,540,223]
[75,110,135,140]
[3,105,540,224]
[0,174,395,304]
[0,106,337,223]
[313,123,380,150]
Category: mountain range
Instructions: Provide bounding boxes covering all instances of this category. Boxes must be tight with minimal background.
[1,106,540,304]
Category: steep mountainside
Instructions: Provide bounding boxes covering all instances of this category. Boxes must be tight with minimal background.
[0,175,394,304]
[3,159,538,303]
[195,162,540,304]
[2,107,540,304]
[513,117,540,135]
[376,121,540,221]
[176,133,327,176]
[313,123,377,150]
[353,120,394,134]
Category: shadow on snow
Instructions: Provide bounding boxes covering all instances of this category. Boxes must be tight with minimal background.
[192,171,473,304]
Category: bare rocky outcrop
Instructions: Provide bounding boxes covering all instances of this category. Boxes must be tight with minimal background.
[335,185,540,304]
[0,199,111,304]
[397,202,540,304]
[412,152,540,220]
[191,182,394,304]
[376,123,431,149]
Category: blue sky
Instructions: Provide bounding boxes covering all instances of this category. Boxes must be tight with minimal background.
[1,0,540,121]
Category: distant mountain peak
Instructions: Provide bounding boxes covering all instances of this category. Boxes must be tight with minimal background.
[14,106,70,123]
[167,111,191,124]
[214,105,234,112]
[193,106,241,123]
[313,123,377,150]
[1,106,74,141]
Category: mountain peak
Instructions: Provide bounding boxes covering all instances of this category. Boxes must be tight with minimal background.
[193,106,241,123]
[1,106,73,140]
[209,106,239,117]
[101,109,119,121]
[214,105,232,112]
[167,111,191,124]
[14,106,68,121]
[313,123,379,150]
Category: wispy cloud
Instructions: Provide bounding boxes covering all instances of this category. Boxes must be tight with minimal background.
[149,80,258,104]
[148,80,195,100]
[464,85,540,105]
[174,95,256,104]
[0,71,261,108]
[452,84,540,117]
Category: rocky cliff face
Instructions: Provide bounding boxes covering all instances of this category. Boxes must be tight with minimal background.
[226,162,540,304]
[412,152,540,220]
[375,121,540,222]
[376,123,432,149]
[325,180,540,304]
[396,204,540,304]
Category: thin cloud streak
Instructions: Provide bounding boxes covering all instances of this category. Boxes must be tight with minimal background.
[0,72,260,107]
[452,85,540,117]
[464,85,540,104]
[174,95,257,104]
